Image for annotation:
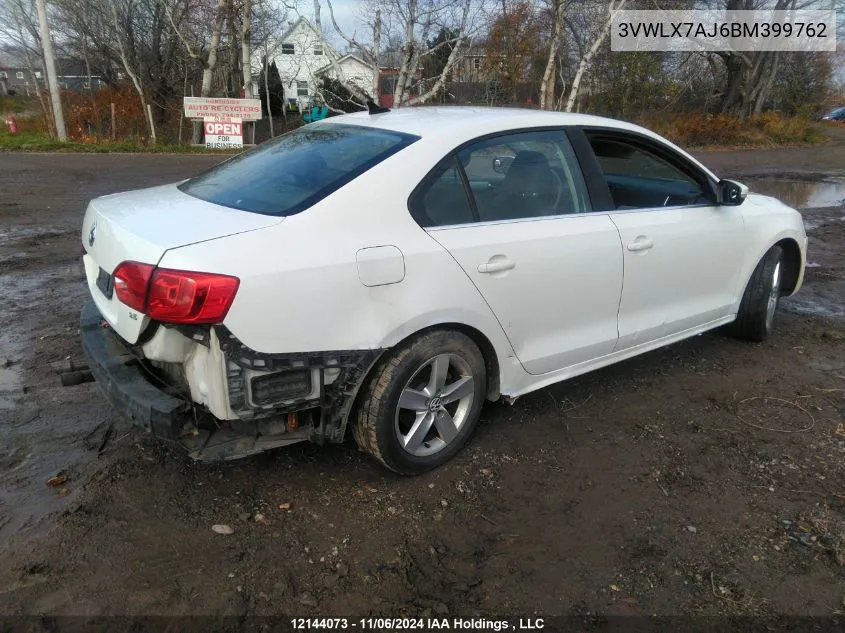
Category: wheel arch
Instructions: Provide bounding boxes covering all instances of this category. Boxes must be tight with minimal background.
[775,237,803,295]
[366,322,501,402]
[435,322,501,401]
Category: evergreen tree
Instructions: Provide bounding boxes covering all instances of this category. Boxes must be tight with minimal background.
[258,58,285,116]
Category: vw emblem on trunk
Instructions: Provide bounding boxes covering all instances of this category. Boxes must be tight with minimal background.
[88,222,97,248]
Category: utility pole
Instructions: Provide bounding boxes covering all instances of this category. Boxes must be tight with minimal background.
[35,0,67,141]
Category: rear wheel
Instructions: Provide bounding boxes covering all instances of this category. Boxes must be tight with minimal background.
[730,245,784,342]
[353,330,486,475]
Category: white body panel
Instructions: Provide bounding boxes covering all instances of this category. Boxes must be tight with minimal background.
[429,214,623,375]
[610,204,746,349]
[81,107,807,417]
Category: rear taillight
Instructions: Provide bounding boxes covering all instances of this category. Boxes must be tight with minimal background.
[111,261,239,324]
[113,261,154,312]
[147,268,239,323]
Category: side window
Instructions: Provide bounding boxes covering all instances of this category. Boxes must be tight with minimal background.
[410,158,475,228]
[457,130,590,222]
[588,136,711,209]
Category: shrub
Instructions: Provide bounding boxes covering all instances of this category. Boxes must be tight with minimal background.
[640,112,825,148]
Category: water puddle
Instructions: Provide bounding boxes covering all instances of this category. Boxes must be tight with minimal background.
[783,291,845,320]
[744,177,845,209]
[0,268,96,553]
[0,226,74,244]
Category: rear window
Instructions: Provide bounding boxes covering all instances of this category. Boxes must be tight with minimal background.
[179,123,419,216]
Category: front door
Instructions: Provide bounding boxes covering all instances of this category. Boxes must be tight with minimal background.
[584,131,746,350]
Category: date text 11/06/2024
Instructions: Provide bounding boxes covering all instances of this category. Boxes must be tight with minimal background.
[291,618,545,631]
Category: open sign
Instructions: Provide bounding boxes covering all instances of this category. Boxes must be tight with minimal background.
[204,121,242,136]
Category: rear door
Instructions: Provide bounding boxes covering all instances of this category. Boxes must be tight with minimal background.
[410,129,623,376]
[582,130,746,350]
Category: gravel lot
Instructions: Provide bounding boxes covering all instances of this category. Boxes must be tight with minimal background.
[1,134,844,620]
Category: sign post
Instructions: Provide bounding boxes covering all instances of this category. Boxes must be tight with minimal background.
[183,97,261,147]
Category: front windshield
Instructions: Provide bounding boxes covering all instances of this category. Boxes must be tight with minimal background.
[179,123,419,216]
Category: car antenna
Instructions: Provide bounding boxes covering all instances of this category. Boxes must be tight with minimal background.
[367,100,390,115]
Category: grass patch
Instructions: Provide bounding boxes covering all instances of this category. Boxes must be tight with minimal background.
[1,111,830,153]
[0,131,240,154]
[642,112,827,148]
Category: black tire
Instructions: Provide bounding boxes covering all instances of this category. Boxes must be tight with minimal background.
[353,329,487,475]
[729,245,784,342]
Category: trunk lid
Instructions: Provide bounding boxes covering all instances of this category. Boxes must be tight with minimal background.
[81,183,282,343]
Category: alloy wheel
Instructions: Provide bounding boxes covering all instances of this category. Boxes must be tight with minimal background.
[394,353,475,457]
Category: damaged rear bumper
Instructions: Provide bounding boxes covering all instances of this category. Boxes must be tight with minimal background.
[81,299,190,439]
[80,300,381,461]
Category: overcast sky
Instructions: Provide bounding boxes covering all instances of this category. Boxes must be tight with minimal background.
[309,0,369,47]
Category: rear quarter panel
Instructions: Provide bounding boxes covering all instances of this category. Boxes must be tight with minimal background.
[156,142,521,386]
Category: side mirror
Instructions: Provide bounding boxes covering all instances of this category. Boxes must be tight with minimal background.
[719,179,748,206]
[492,156,514,174]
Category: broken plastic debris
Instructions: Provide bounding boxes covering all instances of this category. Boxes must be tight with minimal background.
[212,524,234,535]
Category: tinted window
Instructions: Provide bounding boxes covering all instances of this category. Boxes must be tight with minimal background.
[457,130,590,222]
[588,135,711,209]
[180,124,418,216]
[410,157,475,227]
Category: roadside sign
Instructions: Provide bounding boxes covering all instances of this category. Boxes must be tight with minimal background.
[184,97,261,121]
[204,116,243,149]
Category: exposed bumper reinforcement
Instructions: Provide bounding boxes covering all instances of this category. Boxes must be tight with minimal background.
[81,299,190,440]
[81,300,321,460]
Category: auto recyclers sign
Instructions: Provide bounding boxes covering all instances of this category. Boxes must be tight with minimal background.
[183,97,261,120]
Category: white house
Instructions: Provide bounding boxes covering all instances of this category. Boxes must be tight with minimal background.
[253,17,377,110]
[313,53,376,99]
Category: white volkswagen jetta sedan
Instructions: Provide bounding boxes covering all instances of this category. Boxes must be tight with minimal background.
[80,107,807,474]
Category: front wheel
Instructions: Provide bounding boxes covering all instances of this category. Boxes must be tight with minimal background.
[352,330,487,475]
[729,245,784,342]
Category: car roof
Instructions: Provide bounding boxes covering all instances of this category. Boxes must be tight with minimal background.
[321,106,719,181]
[326,106,655,141]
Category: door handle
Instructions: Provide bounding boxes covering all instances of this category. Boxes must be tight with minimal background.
[627,237,653,252]
[478,258,515,274]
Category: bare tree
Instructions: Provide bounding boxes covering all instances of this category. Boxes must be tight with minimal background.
[539,0,564,109]
[241,0,252,97]
[325,0,478,107]
[324,0,380,103]
[711,0,824,117]
[109,0,157,138]
[0,0,54,132]
[564,0,626,112]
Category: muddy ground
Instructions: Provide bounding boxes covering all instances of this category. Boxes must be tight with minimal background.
[1,132,844,622]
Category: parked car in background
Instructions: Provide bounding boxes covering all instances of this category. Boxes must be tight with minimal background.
[821,106,845,121]
[79,107,807,474]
